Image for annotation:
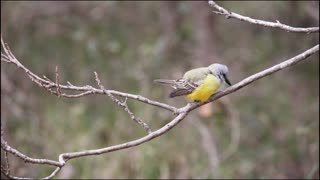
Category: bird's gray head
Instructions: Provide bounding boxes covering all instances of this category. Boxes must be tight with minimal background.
[208,63,231,86]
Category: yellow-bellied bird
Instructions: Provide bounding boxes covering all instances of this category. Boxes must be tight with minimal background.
[154,63,231,103]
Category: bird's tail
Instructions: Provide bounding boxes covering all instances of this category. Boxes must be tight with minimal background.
[153,79,177,85]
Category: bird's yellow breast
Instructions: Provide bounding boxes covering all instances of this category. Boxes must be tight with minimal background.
[186,74,220,102]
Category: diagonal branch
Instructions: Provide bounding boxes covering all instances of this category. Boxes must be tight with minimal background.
[43,44,319,175]
[208,1,319,33]
[183,44,319,112]
[59,112,188,161]
[1,40,319,179]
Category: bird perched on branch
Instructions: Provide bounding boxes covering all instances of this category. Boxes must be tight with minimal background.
[154,63,231,103]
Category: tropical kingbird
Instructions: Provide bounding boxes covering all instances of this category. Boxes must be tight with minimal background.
[154,63,231,103]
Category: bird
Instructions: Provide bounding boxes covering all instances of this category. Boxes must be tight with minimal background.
[154,63,231,103]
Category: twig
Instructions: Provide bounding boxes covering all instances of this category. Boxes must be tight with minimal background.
[4,151,10,174]
[1,151,11,178]
[55,66,61,97]
[120,97,152,134]
[208,1,319,33]
[94,72,152,134]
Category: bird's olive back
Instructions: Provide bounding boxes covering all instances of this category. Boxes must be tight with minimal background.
[183,67,210,82]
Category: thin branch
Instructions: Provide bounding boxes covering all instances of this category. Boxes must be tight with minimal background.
[0,37,177,113]
[55,66,61,97]
[1,150,11,178]
[4,151,10,174]
[1,136,61,167]
[208,1,319,33]
[0,172,32,180]
[60,91,95,98]
[43,167,62,180]
[59,112,188,160]
[1,37,318,179]
[183,44,319,112]
[94,72,152,134]
[120,97,152,134]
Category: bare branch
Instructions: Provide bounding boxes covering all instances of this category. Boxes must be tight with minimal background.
[1,40,318,179]
[208,1,320,33]
[1,136,62,167]
[4,151,10,174]
[0,37,177,113]
[1,172,31,180]
[55,66,61,97]
[1,150,11,178]
[186,44,319,112]
[43,167,62,180]
[120,97,152,134]
[59,112,188,160]
[60,91,95,98]
[94,72,152,134]
[94,71,105,90]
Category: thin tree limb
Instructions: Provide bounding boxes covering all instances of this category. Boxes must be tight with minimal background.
[43,167,62,180]
[0,36,177,113]
[55,66,61,97]
[1,136,61,167]
[59,112,188,160]
[94,72,152,134]
[1,18,319,180]
[208,1,319,33]
[182,44,319,113]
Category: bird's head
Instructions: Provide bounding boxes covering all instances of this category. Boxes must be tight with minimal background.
[208,63,232,86]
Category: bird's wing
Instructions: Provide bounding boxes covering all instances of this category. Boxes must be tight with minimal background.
[155,67,210,98]
[169,79,200,98]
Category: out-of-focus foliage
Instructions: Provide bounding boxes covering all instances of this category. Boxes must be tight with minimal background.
[1,1,319,179]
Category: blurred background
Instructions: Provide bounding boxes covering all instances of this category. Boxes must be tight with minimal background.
[1,1,319,179]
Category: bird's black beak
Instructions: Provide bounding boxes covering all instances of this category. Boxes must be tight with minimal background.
[223,74,231,86]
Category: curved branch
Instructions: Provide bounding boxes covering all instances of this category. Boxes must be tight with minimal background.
[0,36,176,113]
[1,136,61,167]
[208,1,319,33]
[59,112,188,160]
[1,38,318,179]
[184,44,319,112]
